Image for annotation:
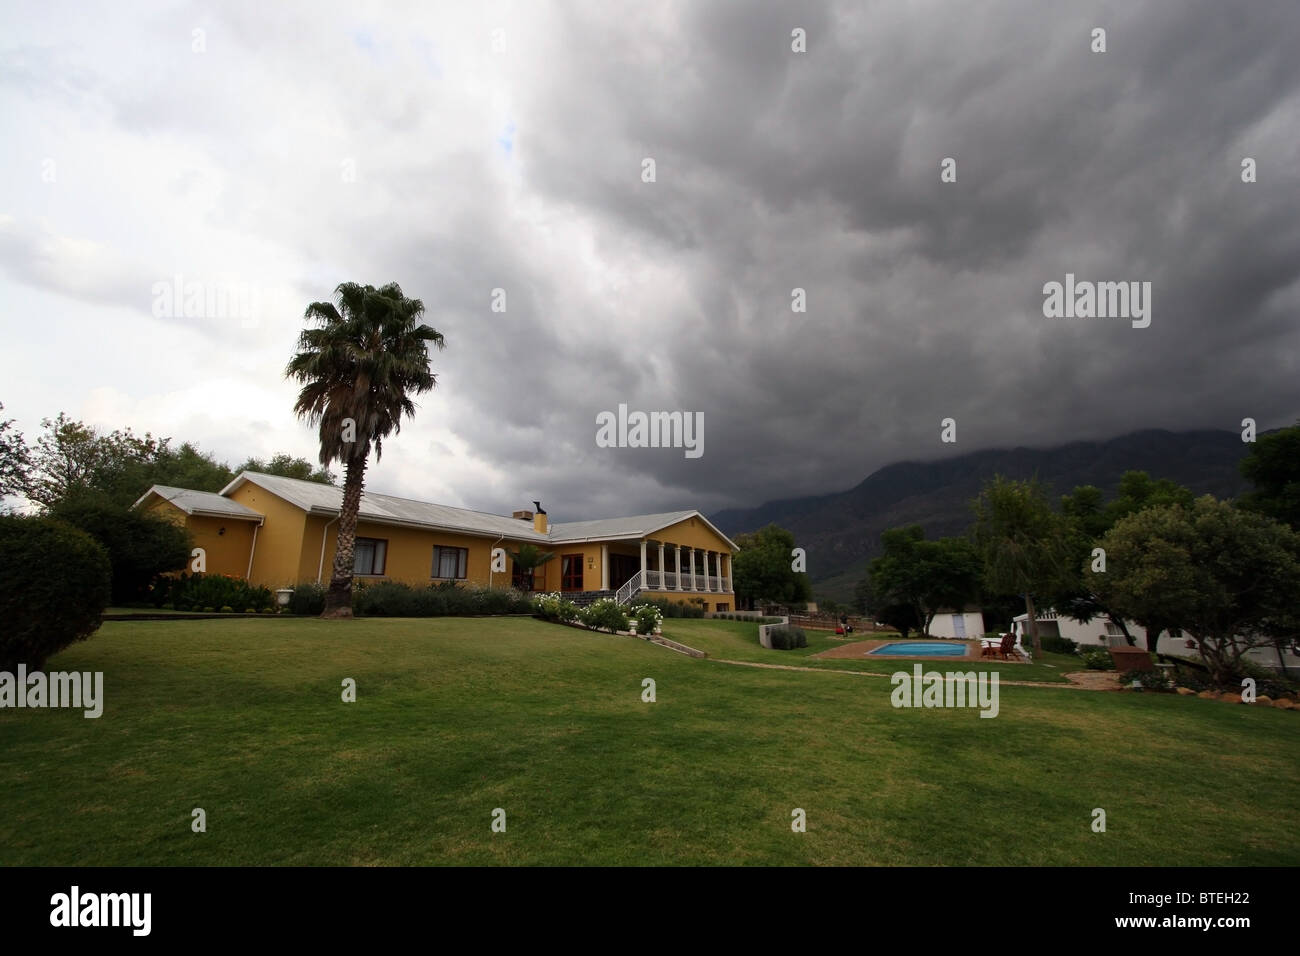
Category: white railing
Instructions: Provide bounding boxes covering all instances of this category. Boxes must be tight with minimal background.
[646,570,661,589]
[615,571,644,606]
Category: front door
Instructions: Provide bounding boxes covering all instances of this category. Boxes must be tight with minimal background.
[607,553,639,591]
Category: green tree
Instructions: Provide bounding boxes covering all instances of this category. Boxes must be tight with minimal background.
[26,413,169,509]
[855,572,921,639]
[1052,473,1195,651]
[0,403,31,505]
[507,542,556,592]
[286,281,443,618]
[732,524,813,608]
[1239,422,1300,531]
[865,527,980,637]
[1092,496,1300,687]
[51,498,192,604]
[234,452,336,485]
[970,475,1074,655]
[0,515,111,671]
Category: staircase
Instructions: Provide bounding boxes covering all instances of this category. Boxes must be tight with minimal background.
[615,571,645,606]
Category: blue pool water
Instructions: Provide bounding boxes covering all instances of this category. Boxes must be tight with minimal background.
[869,642,968,656]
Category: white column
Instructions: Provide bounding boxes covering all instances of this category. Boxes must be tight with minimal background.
[722,553,730,590]
[639,539,647,588]
[689,549,697,590]
[705,551,714,591]
[601,544,609,591]
[673,545,682,590]
[657,541,665,591]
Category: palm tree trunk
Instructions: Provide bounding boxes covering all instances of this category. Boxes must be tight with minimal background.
[1024,593,1042,655]
[322,456,366,619]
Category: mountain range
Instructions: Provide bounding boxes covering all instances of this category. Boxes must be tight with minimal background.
[710,429,1255,603]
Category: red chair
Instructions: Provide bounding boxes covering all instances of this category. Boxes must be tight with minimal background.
[999,633,1018,660]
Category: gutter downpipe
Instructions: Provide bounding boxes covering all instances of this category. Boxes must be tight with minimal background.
[317,514,340,584]
[246,518,265,579]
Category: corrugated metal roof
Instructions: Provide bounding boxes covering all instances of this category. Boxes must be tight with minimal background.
[217,472,736,548]
[136,485,264,521]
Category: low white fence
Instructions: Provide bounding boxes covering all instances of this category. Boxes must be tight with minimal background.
[758,616,790,650]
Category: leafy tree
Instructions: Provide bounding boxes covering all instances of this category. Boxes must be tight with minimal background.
[145,442,235,493]
[1051,473,1195,651]
[508,542,556,592]
[732,524,813,608]
[0,403,31,505]
[234,452,336,485]
[1092,496,1300,687]
[51,498,192,604]
[286,281,443,618]
[26,413,169,509]
[865,527,980,637]
[1239,422,1300,531]
[855,572,921,639]
[970,475,1074,655]
[0,515,111,671]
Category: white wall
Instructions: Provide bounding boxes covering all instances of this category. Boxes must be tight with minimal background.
[1012,612,1300,670]
[928,611,986,639]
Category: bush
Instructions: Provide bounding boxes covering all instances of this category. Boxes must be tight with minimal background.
[244,607,257,614]
[287,583,325,615]
[579,598,629,634]
[644,598,704,619]
[630,603,663,634]
[1039,635,1079,654]
[219,605,234,613]
[161,572,274,613]
[350,581,535,617]
[1080,648,1115,670]
[534,592,579,623]
[768,626,808,650]
[0,515,111,671]
[51,497,191,604]
[1126,670,1174,691]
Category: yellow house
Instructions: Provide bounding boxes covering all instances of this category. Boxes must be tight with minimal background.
[133,472,739,611]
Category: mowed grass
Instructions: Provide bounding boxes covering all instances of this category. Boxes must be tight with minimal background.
[665,618,1082,682]
[1,616,1296,866]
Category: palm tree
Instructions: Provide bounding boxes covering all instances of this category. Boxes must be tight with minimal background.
[286,282,444,618]
[508,542,556,592]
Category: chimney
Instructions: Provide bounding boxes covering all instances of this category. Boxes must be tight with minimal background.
[512,510,535,521]
[533,500,548,535]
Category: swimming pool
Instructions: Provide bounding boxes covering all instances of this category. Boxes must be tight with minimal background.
[869,642,968,656]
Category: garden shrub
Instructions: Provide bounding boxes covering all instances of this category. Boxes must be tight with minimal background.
[1080,648,1115,670]
[50,497,191,605]
[0,515,111,671]
[1126,670,1174,691]
[351,581,534,617]
[767,626,808,650]
[287,582,325,615]
[645,598,704,618]
[579,598,629,634]
[1039,635,1079,654]
[161,572,274,613]
[219,605,234,614]
[534,592,579,623]
[630,603,663,634]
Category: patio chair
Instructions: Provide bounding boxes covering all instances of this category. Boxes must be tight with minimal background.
[980,634,1003,659]
[998,633,1018,661]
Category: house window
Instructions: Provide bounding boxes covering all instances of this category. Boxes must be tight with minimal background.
[716,603,729,612]
[432,546,468,580]
[561,554,584,591]
[354,537,388,576]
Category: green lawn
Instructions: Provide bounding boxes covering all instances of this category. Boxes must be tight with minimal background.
[665,618,1082,682]
[1,615,1296,866]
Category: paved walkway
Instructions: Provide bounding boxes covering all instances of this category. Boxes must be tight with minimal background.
[710,657,1115,690]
